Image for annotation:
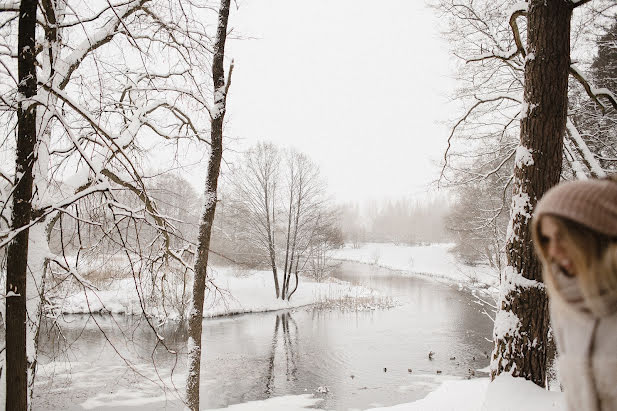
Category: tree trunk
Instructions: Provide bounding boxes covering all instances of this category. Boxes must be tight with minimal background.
[185,0,231,409]
[282,183,294,299]
[6,0,38,409]
[286,188,302,300]
[490,0,572,387]
[287,260,300,301]
[26,2,68,401]
[265,188,280,298]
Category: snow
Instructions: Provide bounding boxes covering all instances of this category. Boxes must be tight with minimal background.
[563,138,589,180]
[333,243,497,289]
[368,378,488,410]
[591,86,617,103]
[514,146,534,168]
[200,375,563,411]
[507,2,529,17]
[64,166,91,188]
[501,265,542,292]
[204,394,322,410]
[506,191,532,243]
[492,310,521,343]
[81,389,170,410]
[57,265,382,319]
[211,86,226,119]
[481,375,563,410]
[566,118,606,178]
[520,101,537,119]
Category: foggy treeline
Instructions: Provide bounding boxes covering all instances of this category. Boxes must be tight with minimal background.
[339,196,451,247]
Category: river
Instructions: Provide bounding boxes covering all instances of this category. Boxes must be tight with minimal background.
[32,261,493,410]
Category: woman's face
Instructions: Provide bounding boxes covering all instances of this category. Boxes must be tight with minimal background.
[539,215,577,276]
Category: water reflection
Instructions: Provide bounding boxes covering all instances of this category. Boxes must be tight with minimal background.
[265,312,298,394]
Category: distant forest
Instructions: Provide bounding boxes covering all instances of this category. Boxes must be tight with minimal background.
[338,196,451,247]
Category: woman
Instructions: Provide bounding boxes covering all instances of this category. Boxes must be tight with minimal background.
[532,177,617,411]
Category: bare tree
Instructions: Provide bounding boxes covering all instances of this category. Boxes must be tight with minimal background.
[446,154,512,271]
[303,208,343,283]
[228,144,330,300]
[280,150,325,300]
[231,142,281,296]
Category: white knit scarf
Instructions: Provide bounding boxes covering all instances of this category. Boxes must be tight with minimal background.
[551,264,617,318]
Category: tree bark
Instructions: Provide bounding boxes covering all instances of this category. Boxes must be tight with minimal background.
[265,187,280,298]
[6,0,38,409]
[491,0,572,387]
[185,0,231,409]
[282,181,294,300]
[286,186,302,300]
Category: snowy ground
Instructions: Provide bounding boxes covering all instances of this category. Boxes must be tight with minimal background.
[204,375,564,411]
[56,265,390,319]
[333,243,498,290]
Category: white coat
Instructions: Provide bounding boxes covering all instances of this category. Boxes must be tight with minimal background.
[549,267,617,411]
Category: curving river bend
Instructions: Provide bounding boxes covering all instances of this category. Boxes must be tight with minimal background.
[33,261,493,410]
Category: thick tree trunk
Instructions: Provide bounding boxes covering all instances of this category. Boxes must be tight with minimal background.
[6,1,38,409]
[490,0,572,387]
[185,0,231,409]
[26,2,68,401]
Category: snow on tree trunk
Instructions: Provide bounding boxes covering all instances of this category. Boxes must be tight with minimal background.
[490,0,572,387]
[25,1,68,403]
[185,0,231,409]
[6,0,37,408]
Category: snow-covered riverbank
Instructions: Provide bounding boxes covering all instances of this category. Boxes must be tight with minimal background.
[55,243,494,319]
[56,265,389,319]
[333,243,498,290]
[204,374,563,411]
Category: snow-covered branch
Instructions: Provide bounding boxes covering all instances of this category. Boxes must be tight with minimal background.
[569,65,617,113]
[565,118,607,178]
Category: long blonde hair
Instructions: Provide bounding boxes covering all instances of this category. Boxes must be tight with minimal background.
[532,214,617,307]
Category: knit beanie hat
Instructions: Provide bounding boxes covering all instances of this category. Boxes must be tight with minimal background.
[534,178,617,238]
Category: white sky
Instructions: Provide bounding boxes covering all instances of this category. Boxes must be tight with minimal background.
[217,0,457,203]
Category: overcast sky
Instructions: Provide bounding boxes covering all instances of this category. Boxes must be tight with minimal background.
[214,0,457,203]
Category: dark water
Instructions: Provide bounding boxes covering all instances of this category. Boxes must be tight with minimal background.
[33,262,493,410]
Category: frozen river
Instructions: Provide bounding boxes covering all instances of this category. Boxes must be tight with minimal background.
[33,262,493,410]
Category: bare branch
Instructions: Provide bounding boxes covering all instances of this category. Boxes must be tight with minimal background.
[569,65,617,113]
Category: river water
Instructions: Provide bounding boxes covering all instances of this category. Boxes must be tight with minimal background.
[32,262,493,410]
